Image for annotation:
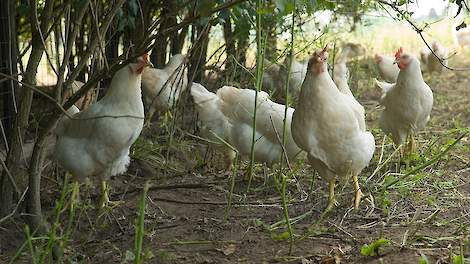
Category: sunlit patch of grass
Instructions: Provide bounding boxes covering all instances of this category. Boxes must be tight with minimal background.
[130,136,189,174]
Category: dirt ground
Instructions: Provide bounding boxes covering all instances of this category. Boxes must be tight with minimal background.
[1,54,469,264]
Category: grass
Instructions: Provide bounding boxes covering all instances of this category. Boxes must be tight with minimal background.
[134,183,149,264]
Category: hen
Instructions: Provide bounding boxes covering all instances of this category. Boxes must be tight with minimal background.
[190,82,235,169]
[54,54,151,208]
[419,47,430,72]
[377,47,433,154]
[292,46,375,213]
[374,54,399,83]
[141,54,187,124]
[217,86,303,167]
[331,42,366,90]
[426,42,449,73]
[276,56,308,98]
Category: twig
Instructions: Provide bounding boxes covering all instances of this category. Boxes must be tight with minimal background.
[0,157,21,198]
[0,188,28,224]
[377,0,470,71]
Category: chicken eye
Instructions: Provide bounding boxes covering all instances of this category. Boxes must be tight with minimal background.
[402,55,409,60]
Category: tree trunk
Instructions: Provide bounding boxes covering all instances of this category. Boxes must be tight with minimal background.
[189,23,211,83]
[264,20,277,61]
[171,24,188,55]
[235,33,249,68]
[23,0,55,231]
[76,20,87,82]
[223,17,235,72]
[0,0,19,217]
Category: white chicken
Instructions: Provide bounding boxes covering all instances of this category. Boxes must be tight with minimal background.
[426,41,449,73]
[331,42,366,90]
[190,83,235,169]
[217,86,303,167]
[54,54,151,208]
[331,57,349,92]
[141,54,187,124]
[292,46,375,213]
[376,47,433,154]
[374,54,399,83]
[278,56,308,97]
[419,47,430,72]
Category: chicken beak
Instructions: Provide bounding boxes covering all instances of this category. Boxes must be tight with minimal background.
[393,58,399,65]
[146,61,154,68]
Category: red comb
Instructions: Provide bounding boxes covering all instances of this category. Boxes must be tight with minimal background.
[394,47,403,60]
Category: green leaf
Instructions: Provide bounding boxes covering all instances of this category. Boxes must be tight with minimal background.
[127,17,136,30]
[197,0,216,17]
[419,253,430,264]
[128,0,139,17]
[17,3,31,16]
[116,7,124,18]
[452,254,464,264]
[360,238,390,257]
[271,231,290,241]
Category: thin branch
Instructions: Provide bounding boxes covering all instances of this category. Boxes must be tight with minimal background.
[0,156,20,198]
[0,188,28,224]
[377,0,470,71]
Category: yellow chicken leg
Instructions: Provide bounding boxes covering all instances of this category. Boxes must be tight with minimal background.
[319,179,337,220]
[99,181,122,210]
[352,175,363,209]
[408,133,416,155]
[71,181,80,211]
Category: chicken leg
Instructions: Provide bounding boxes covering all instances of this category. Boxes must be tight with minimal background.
[319,179,337,219]
[407,132,416,155]
[71,181,80,211]
[352,175,363,209]
[99,181,122,210]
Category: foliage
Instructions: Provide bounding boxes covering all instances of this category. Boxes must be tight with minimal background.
[360,238,391,257]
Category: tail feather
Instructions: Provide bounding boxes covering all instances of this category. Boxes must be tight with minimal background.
[217,86,269,117]
[374,78,393,94]
[374,78,394,103]
[164,54,185,75]
[190,82,217,105]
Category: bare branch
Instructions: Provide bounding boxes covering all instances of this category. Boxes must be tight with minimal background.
[377,0,470,71]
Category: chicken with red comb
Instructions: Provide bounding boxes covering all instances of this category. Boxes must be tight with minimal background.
[54,54,151,209]
[292,46,375,216]
[377,48,433,156]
